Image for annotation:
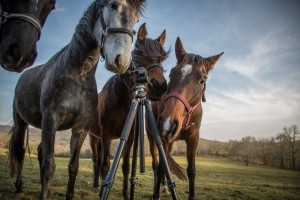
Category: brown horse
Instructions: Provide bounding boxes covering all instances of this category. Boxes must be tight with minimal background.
[150,37,223,200]
[88,23,169,199]
[0,0,56,72]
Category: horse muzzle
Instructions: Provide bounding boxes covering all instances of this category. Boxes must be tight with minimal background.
[0,46,37,72]
[158,117,179,143]
[147,79,167,101]
[105,54,131,74]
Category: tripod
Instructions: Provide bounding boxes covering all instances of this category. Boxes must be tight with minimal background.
[100,67,178,200]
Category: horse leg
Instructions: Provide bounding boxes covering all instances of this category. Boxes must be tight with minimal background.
[152,161,164,200]
[148,134,159,191]
[90,134,102,189]
[40,113,58,200]
[122,133,134,200]
[66,130,87,200]
[37,142,44,187]
[186,138,199,200]
[162,143,174,195]
[99,135,111,197]
[8,111,28,195]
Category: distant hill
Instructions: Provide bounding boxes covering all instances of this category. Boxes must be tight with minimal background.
[0,124,227,157]
[0,124,91,153]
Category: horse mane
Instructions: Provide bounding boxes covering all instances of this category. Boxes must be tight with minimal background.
[127,0,147,15]
[60,1,101,67]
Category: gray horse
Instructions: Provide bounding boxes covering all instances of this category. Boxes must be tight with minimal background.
[8,0,146,199]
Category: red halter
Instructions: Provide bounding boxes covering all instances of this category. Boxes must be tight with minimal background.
[164,92,201,130]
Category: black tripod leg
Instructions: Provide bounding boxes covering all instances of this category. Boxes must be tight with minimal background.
[100,99,139,200]
[139,102,146,173]
[144,100,178,200]
[129,113,139,200]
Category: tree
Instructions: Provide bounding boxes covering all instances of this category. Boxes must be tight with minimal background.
[283,125,299,170]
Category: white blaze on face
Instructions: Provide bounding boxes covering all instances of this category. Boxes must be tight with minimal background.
[180,64,192,81]
[161,116,171,137]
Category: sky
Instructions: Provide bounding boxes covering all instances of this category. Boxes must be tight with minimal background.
[0,0,299,142]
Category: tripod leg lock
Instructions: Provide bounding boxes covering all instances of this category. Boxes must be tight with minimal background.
[101,179,114,189]
[130,177,139,185]
[167,180,176,190]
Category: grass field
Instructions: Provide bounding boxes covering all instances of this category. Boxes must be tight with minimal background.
[0,148,299,200]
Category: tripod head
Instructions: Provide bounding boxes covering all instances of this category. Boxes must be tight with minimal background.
[121,66,148,84]
[121,66,149,97]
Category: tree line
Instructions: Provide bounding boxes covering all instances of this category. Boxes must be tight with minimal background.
[194,125,300,171]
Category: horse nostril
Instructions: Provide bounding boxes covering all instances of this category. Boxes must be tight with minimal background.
[158,117,163,129]
[114,54,121,67]
[8,45,19,58]
[171,120,178,133]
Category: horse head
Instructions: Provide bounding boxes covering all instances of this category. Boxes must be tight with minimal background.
[131,23,169,100]
[94,0,146,74]
[159,37,223,143]
[0,0,56,72]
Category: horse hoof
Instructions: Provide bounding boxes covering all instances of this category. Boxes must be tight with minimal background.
[15,192,25,200]
[151,196,160,200]
[161,186,170,195]
[188,196,195,200]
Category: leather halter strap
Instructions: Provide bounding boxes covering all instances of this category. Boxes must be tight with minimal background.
[99,10,136,60]
[0,11,42,39]
[165,92,201,130]
[147,63,164,72]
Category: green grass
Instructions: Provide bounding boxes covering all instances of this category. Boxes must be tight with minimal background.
[0,149,299,199]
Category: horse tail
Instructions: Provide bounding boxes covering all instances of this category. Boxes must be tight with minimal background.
[8,124,28,177]
[166,154,188,182]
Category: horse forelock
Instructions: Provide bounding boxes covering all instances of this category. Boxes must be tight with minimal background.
[133,38,170,66]
[127,0,147,15]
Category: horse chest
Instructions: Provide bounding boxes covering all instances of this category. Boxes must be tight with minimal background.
[41,76,98,130]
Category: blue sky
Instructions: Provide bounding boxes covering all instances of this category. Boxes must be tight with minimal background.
[0,0,299,141]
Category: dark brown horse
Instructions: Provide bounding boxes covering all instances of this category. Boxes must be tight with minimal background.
[0,0,56,72]
[88,23,169,199]
[150,37,223,200]
[8,0,145,199]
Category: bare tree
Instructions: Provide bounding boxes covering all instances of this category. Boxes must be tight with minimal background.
[255,137,271,166]
[283,125,299,170]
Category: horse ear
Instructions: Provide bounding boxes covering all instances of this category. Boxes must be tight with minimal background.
[137,23,147,42]
[206,52,224,71]
[175,37,186,64]
[156,29,166,46]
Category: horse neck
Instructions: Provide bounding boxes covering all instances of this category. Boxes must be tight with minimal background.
[62,2,100,73]
[104,75,133,106]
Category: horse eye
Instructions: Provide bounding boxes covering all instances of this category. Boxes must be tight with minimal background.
[136,50,143,56]
[110,2,119,10]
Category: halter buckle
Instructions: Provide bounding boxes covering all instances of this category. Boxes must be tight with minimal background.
[0,12,8,24]
[103,27,109,36]
[100,56,105,62]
